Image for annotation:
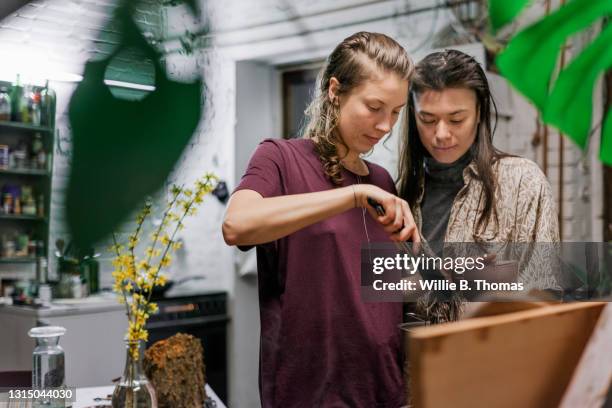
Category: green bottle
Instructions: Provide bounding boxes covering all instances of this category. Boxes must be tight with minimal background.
[81,248,99,295]
[40,80,56,127]
[88,255,99,294]
[10,74,22,122]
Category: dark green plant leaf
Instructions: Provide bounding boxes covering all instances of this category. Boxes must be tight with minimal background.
[495,0,612,165]
[488,0,532,33]
[543,23,612,153]
[66,8,202,249]
[496,0,611,111]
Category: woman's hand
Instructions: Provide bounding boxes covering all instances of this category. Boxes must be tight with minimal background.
[354,184,420,243]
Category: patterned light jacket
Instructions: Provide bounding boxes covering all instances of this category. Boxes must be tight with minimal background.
[411,156,560,290]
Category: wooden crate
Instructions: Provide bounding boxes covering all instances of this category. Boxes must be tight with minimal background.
[408,302,606,408]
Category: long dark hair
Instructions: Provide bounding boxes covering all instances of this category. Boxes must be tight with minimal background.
[303,32,413,185]
[397,49,510,234]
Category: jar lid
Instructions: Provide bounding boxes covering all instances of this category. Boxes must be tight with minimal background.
[28,325,66,338]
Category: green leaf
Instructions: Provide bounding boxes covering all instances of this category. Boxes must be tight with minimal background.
[601,107,612,165]
[66,10,202,249]
[488,0,532,33]
[543,23,612,150]
[496,0,612,111]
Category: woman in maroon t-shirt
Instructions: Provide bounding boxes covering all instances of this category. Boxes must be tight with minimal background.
[223,32,419,407]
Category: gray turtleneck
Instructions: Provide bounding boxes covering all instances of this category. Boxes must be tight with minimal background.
[420,152,472,247]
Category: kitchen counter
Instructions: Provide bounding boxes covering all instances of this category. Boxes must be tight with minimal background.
[0,294,128,387]
[0,293,124,318]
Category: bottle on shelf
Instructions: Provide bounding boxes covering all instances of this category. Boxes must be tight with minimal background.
[31,90,42,126]
[0,87,11,121]
[19,85,31,124]
[37,193,45,217]
[1,192,13,214]
[31,133,47,170]
[40,80,56,128]
[37,149,47,171]
[80,248,100,295]
[21,186,36,216]
[10,74,23,122]
[14,194,21,215]
[36,241,48,284]
[32,133,43,154]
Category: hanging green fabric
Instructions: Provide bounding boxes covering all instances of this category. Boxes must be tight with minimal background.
[67,6,202,249]
[543,23,612,150]
[488,0,532,33]
[496,0,611,111]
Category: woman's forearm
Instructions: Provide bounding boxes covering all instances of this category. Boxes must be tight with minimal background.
[222,187,356,246]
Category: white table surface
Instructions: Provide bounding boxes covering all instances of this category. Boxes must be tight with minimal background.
[71,384,225,408]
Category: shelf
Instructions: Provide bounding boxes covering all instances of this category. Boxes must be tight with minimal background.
[0,168,50,176]
[0,121,52,133]
[0,214,46,221]
[0,257,36,264]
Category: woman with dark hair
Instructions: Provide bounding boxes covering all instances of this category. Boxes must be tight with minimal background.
[223,32,418,407]
[397,49,559,309]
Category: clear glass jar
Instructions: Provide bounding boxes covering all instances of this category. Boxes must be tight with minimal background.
[28,326,66,407]
[112,339,157,408]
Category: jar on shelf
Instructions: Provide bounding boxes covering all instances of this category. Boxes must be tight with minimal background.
[1,235,16,258]
[0,144,8,170]
[13,141,28,169]
[22,186,36,216]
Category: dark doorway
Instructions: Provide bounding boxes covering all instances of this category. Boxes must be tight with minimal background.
[281,65,321,139]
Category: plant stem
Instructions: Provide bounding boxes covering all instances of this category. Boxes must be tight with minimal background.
[145,186,183,269]
[130,202,151,288]
[145,185,204,305]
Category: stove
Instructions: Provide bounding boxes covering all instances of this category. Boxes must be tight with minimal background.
[145,291,229,403]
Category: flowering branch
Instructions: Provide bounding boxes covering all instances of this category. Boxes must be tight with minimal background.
[111,173,217,357]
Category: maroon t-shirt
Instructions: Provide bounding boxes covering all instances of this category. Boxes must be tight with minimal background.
[235,138,404,407]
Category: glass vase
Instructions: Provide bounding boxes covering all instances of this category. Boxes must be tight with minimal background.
[112,340,157,408]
